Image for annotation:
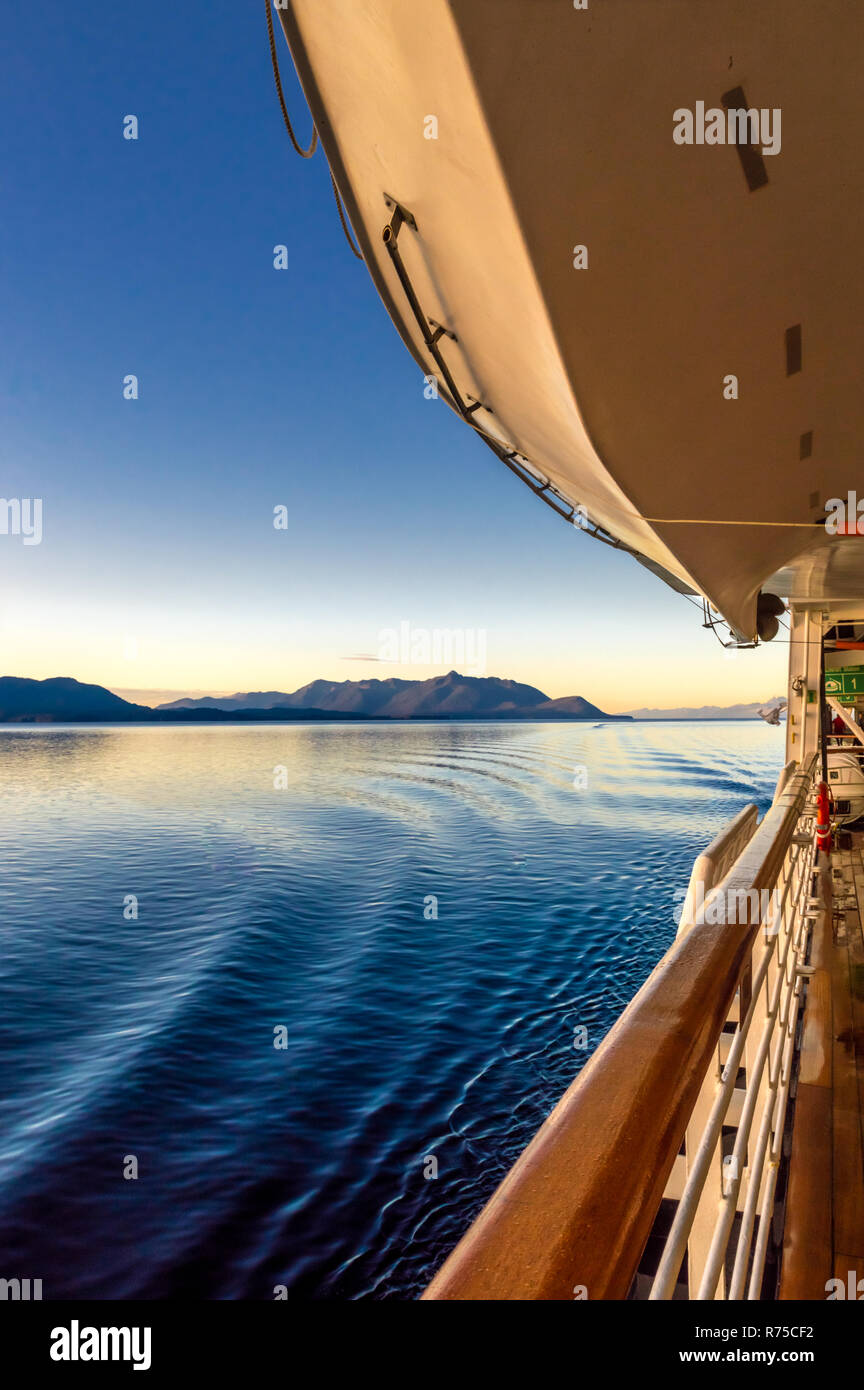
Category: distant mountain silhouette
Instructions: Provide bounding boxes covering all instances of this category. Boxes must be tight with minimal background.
[158,672,624,720]
[0,677,367,724]
[0,677,152,723]
[531,695,614,717]
[0,673,629,722]
[3,676,788,725]
[622,697,786,719]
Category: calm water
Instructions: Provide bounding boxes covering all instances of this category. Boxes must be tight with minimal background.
[0,720,783,1299]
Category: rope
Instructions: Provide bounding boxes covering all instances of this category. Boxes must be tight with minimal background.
[328,169,364,260]
[266,0,318,158]
[266,2,364,259]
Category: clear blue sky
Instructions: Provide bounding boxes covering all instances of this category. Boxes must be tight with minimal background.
[0,2,787,711]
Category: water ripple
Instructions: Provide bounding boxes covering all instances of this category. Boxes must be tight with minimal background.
[0,719,783,1298]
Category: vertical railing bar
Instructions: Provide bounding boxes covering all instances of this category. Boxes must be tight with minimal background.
[746,962,808,1298]
[728,880,811,1303]
[694,828,816,1300]
[730,848,807,1296]
[649,935,779,1297]
[747,1165,779,1298]
[729,1099,775,1299]
[650,800,814,1301]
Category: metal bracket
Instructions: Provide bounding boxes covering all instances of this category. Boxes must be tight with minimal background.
[378,191,642,550]
[382,194,418,244]
[428,319,457,345]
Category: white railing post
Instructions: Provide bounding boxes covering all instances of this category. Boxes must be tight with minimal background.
[650,760,818,1301]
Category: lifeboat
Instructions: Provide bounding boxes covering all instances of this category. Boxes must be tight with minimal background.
[275,0,864,641]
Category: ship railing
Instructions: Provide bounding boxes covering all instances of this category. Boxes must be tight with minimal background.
[652,760,821,1299]
[675,801,759,939]
[423,752,820,1301]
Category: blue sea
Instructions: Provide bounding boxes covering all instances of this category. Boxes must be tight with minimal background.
[0,720,784,1299]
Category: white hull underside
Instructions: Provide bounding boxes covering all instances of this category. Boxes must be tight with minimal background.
[279,0,864,637]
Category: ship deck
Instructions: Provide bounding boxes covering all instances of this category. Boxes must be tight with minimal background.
[781,833,864,1298]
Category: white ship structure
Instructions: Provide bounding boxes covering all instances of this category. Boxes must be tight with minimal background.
[272,0,864,1301]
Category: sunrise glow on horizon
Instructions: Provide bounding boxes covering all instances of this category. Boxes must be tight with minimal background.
[0,7,790,718]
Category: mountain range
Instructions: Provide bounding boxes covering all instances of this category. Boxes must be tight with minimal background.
[622,697,786,720]
[0,674,626,723]
[0,675,790,725]
[157,672,619,719]
[0,677,152,723]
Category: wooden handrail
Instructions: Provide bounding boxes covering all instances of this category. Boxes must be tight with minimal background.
[423,757,817,1301]
[773,758,798,802]
[677,802,758,938]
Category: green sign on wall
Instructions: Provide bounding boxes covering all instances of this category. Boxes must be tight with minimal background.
[825,665,864,701]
